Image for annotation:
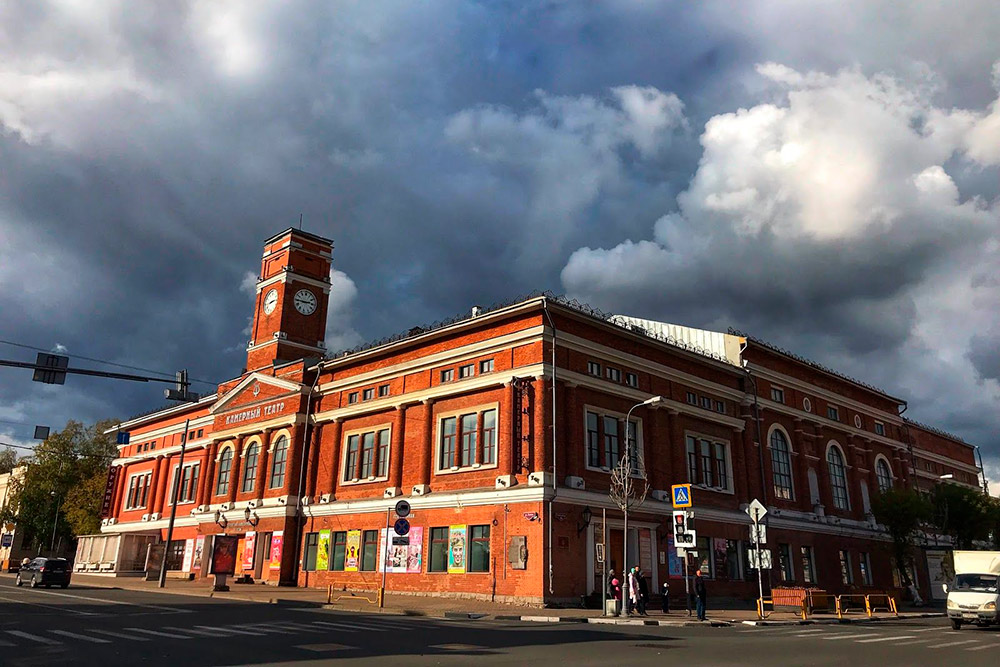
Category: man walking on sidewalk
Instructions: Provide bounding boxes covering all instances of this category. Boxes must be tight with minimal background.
[636,568,649,616]
[694,569,707,621]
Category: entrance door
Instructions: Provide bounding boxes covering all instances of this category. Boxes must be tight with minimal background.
[254,533,270,580]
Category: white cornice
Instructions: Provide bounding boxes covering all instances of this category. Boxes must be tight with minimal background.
[211,372,305,414]
[303,486,549,517]
[256,271,332,294]
[110,395,218,434]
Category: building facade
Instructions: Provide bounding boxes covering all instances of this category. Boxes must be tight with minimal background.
[96,227,983,604]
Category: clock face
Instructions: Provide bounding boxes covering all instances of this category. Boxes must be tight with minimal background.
[293,289,317,315]
[263,289,278,315]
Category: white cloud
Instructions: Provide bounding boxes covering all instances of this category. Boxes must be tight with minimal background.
[324,269,364,353]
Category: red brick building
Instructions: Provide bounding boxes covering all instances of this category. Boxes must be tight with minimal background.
[94,227,982,605]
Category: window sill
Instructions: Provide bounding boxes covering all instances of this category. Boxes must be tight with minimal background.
[340,476,389,486]
[690,484,734,496]
[435,463,498,476]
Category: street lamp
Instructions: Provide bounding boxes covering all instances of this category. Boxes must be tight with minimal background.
[214,509,228,530]
[244,506,260,527]
[617,395,664,602]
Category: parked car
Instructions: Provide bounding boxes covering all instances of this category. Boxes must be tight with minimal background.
[15,557,71,589]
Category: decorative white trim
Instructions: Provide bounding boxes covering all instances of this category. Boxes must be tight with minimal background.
[766,423,796,502]
[432,403,500,475]
[211,372,305,415]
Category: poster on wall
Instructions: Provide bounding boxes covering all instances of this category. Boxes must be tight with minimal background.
[210,535,238,575]
[316,530,331,571]
[378,527,423,573]
[345,530,361,571]
[242,532,256,571]
[182,539,195,572]
[713,538,728,581]
[667,535,683,578]
[192,536,205,572]
[639,530,652,572]
[448,525,467,573]
[270,532,283,570]
[926,550,953,600]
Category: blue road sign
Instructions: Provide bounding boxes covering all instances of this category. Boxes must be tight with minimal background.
[672,484,692,508]
[394,518,410,536]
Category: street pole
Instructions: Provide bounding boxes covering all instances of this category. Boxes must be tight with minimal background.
[379,506,390,608]
[159,417,190,588]
[49,492,59,555]
[754,518,764,617]
[683,550,690,616]
[601,508,607,616]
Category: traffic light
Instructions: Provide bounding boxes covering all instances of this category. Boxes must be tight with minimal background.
[31,353,69,385]
[164,369,200,402]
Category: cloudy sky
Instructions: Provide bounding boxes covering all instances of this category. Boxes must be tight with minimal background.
[1,1,998,484]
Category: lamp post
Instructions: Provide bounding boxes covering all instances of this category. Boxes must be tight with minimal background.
[158,418,190,588]
[49,491,59,555]
[612,395,664,610]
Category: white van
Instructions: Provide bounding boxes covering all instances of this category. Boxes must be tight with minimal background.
[945,551,1000,630]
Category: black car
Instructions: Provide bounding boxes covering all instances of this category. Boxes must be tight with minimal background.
[15,557,71,588]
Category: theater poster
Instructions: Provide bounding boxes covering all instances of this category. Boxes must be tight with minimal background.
[182,538,195,572]
[242,532,256,571]
[269,532,283,570]
[667,535,683,578]
[192,536,205,572]
[379,527,423,573]
[345,530,361,571]
[316,530,331,571]
[448,525,466,574]
[210,535,238,575]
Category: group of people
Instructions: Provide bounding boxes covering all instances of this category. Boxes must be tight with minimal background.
[607,567,708,621]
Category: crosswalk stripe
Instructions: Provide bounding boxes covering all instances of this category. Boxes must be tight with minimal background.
[930,639,981,649]
[247,625,297,635]
[825,633,880,641]
[908,627,943,633]
[6,630,62,645]
[91,629,151,642]
[164,626,218,637]
[0,639,14,647]
[967,643,995,651]
[269,622,326,633]
[128,627,192,640]
[49,629,112,644]
[309,621,362,632]
[856,635,916,644]
[194,625,257,636]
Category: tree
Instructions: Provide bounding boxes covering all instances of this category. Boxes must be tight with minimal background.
[871,487,931,587]
[930,483,993,549]
[6,419,118,555]
[0,447,17,475]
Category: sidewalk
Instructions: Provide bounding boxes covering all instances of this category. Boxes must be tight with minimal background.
[66,574,943,627]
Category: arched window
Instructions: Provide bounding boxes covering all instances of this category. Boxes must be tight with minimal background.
[827,444,850,510]
[242,443,259,493]
[770,429,793,500]
[269,435,289,489]
[876,457,893,493]
[215,447,233,496]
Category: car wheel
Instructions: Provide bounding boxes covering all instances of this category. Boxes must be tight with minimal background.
[951,619,962,631]
[60,583,69,589]
[14,574,22,587]
[29,575,38,588]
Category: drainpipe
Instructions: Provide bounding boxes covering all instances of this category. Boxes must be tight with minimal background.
[541,299,558,597]
[292,364,323,584]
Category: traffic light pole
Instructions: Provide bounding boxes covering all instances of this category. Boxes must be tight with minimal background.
[159,418,190,588]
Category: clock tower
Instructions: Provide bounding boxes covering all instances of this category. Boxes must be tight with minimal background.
[245,228,334,372]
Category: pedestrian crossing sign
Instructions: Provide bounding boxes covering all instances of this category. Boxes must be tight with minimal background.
[671,484,692,508]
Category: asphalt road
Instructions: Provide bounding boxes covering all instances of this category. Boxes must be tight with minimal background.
[0,576,994,666]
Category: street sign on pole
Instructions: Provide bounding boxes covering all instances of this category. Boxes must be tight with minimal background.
[394,499,411,518]
[672,484,692,508]
[749,524,767,545]
[674,529,696,549]
[746,498,767,523]
[393,518,410,536]
[748,549,773,570]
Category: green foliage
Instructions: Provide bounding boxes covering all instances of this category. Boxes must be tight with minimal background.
[6,419,119,554]
[0,447,17,475]
[871,487,931,587]
[930,483,996,549]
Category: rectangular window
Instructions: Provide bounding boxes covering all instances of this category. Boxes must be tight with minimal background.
[362,387,374,401]
[625,372,638,388]
[360,431,376,478]
[460,413,478,466]
[348,392,358,405]
[482,409,497,465]
[714,400,726,414]
[700,396,712,410]
[696,536,713,578]
[860,552,873,586]
[686,436,699,484]
[686,392,697,405]
[687,435,730,491]
[587,361,601,376]
[839,550,853,585]
[778,543,794,583]
[586,412,601,468]
[606,367,621,382]
[169,463,200,504]
[714,442,729,490]
[827,406,840,421]
[874,421,885,436]
[459,364,474,379]
[726,540,743,580]
[439,408,497,471]
[345,428,391,482]
[603,416,620,468]
[440,369,454,383]
[197,429,203,438]
[770,387,785,403]
[125,473,152,510]
[331,531,347,571]
[303,532,318,571]
[344,434,360,481]
[700,440,713,487]
[429,527,448,572]
[376,429,390,478]
[469,525,490,572]
[378,384,389,398]
[150,442,156,450]
[479,359,494,374]
[801,546,815,584]
[361,530,377,571]
[440,417,457,469]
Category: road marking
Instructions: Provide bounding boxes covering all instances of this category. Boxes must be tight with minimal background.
[296,643,353,652]
[309,620,364,632]
[930,639,981,649]
[14,588,191,614]
[49,629,112,644]
[91,629,151,642]
[909,627,944,633]
[967,643,995,651]
[269,622,326,633]
[248,625,297,635]
[431,643,487,651]
[856,635,916,643]
[164,626,219,637]
[6,630,62,645]
[0,639,14,647]
[791,629,825,635]
[823,633,881,641]
[0,594,96,615]
[194,624,258,636]
[128,627,193,639]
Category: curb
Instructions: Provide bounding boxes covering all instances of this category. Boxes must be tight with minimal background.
[740,612,946,627]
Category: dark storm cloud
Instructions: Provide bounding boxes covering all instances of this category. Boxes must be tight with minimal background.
[1,1,998,483]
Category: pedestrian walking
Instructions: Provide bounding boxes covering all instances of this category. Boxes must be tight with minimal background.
[661,581,670,613]
[694,569,707,621]
[627,567,639,616]
[610,571,623,616]
[637,568,649,616]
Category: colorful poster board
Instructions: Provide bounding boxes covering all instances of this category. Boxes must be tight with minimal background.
[182,538,194,572]
[667,535,683,578]
[210,535,238,575]
[379,527,423,573]
[713,538,728,581]
[269,531,283,570]
[639,530,652,572]
[192,536,205,572]
[345,530,361,571]
[316,530,331,571]
[448,525,466,574]
[242,532,256,571]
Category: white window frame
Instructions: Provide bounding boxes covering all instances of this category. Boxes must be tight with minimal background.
[340,424,393,485]
[479,359,494,374]
[378,384,389,397]
[826,441,851,511]
[770,387,785,403]
[684,431,734,495]
[874,421,885,436]
[605,367,621,382]
[362,387,374,401]
[827,405,840,421]
[874,455,894,493]
[459,363,474,379]
[767,424,795,501]
[124,472,152,510]
[440,368,454,383]
[168,461,201,505]
[433,403,500,475]
[625,372,638,388]
[582,404,646,477]
[587,361,601,376]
